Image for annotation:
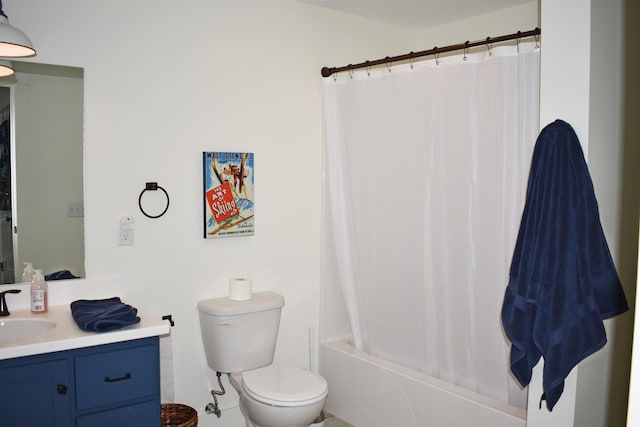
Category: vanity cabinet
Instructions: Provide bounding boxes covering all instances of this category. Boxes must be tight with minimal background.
[0,357,70,426]
[0,336,160,427]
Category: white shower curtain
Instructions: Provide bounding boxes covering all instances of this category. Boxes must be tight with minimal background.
[322,42,540,409]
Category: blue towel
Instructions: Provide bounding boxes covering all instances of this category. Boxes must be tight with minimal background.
[70,297,141,332]
[501,120,628,410]
[45,270,79,281]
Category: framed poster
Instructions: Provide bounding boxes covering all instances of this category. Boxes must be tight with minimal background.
[203,152,254,238]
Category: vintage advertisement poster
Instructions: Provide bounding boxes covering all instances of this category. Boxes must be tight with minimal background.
[203,152,254,238]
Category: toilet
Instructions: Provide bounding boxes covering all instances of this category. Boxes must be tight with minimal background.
[198,291,328,427]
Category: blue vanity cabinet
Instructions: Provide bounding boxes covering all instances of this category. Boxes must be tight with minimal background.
[0,336,161,427]
[0,357,71,426]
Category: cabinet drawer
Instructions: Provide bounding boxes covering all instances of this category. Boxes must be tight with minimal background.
[75,344,159,410]
[76,400,160,427]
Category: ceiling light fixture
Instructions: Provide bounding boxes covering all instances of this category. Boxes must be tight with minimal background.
[0,1,35,58]
[0,59,13,77]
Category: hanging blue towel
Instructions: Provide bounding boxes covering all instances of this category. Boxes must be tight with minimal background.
[70,297,141,332]
[501,119,628,410]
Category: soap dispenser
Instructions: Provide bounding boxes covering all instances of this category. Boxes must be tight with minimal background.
[21,262,34,283]
[30,269,48,313]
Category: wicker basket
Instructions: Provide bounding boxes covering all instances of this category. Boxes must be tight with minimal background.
[161,403,198,427]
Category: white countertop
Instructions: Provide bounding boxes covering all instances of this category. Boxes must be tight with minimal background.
[0,304,171,360]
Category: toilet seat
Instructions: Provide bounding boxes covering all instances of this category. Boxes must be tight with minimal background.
[242,364,328,407]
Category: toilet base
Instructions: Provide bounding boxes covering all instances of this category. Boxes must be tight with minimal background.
[230,371,327,427]
[242,393,326,427]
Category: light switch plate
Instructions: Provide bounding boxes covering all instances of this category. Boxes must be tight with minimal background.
[67,203,84,217]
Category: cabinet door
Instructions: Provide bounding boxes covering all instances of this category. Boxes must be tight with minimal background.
[0,359,70,427]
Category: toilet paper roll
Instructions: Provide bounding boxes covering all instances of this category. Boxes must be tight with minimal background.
[229,278,252,301]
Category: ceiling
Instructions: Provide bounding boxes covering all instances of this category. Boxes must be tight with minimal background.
[296,0,532,29]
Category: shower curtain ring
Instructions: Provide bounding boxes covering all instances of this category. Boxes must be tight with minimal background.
[409,52,415,69]
[534,33,540,50]
[516,31,522,53]
[463,41,469,61]
[433,48,440,66]
[386,57,392,73]
[486,37,493,56]
[365,60,371,77]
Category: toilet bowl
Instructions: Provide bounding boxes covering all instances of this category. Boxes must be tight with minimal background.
[231,364,328,427]
[197,292,328,427]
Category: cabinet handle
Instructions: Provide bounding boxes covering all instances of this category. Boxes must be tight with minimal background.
[57,384,68,395]
[104,372,132,383]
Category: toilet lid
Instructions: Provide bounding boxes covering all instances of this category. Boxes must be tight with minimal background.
[242,364,328,407]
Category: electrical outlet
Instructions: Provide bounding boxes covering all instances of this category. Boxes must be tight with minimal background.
[119,216,135,246]
[119,228,133,245]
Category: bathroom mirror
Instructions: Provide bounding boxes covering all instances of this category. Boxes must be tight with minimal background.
[0,61,84,284]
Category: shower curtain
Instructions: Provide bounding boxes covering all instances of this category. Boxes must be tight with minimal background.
[321,42,540,409]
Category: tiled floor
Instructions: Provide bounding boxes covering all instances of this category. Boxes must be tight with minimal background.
[322,413,354,427]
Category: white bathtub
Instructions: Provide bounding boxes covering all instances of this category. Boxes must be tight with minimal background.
[319,340,526,427]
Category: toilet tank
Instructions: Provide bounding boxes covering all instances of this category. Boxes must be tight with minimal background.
[197,291,285,373]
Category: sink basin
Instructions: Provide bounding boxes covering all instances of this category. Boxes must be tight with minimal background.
[0,318,57,342]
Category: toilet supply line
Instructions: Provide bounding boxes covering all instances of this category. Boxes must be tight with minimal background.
[205,371,225,418]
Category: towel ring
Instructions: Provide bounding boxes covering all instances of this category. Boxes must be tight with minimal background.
[138,182,170,219]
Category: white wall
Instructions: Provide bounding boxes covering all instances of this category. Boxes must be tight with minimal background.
[580,0,638,425]
[2,1,418,424]
[629,232,640,426]
[576,1,631,425]
[417,2,539,48]
[530,1,638,426]
[4,0,636,426]
[525,2,591,424]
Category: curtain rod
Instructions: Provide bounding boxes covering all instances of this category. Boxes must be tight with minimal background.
[320,27,541,78]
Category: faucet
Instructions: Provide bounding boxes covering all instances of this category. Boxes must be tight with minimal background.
[0,289,21,317]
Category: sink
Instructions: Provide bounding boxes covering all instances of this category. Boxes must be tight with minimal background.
[0,318,57,342]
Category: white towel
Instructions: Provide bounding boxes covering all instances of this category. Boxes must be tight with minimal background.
[160,332,175,403]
